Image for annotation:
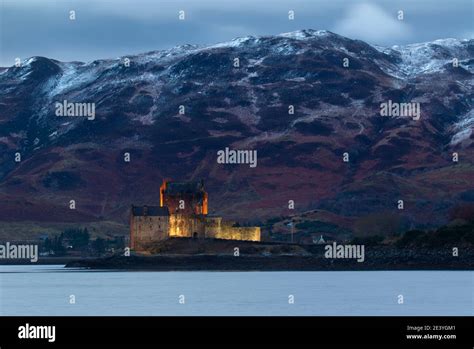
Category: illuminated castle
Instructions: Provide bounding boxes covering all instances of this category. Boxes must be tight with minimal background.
[130,180,261,251]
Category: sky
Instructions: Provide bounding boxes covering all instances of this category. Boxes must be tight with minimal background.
[0,0,473,66]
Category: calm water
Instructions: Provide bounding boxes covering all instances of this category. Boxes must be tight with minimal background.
[0,265,472,316]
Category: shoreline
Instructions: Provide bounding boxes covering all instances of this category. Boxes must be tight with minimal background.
[2,243,473,271]
[64,252,474,271]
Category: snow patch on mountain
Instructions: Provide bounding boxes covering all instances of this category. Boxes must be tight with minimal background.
[390,38,472,76]
[210,36,259,49]
[134,44,200,64]
[451,109,474,146]
[278,29,331,40]
[50,62,97,96]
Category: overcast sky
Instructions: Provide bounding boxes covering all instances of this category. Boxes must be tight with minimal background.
[0,0,473,66]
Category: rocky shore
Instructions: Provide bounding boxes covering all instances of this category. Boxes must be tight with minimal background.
[65,244,474,271]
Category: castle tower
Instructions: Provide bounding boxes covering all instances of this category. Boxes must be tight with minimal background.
[160,180,208,215]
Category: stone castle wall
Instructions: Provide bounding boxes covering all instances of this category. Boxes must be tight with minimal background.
[131,216,169,250]
[169,214,206,238]
[214,225,261,242]
[204,218,260,241]
[203,216,222,238]
[131,212,261,251]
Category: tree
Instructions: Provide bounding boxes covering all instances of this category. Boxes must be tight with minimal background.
[92,238,106,256]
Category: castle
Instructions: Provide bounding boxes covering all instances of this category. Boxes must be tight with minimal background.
[130,180,261,251]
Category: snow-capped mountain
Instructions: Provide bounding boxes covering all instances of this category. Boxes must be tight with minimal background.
[0,30,472,232]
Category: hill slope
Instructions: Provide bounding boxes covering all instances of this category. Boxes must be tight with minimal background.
[0,30,473,235]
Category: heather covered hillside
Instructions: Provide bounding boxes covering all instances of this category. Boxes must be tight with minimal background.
[0,30,473,239]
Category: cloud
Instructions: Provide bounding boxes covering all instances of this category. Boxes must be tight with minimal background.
[1,0,471,66]
[3,0,301,20]
[334,3,412,44]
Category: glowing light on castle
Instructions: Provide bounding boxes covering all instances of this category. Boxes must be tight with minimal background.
[130,180,260,251]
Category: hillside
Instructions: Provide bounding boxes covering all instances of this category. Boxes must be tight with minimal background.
[0,29,473,238]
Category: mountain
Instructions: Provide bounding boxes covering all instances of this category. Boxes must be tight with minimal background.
[0,29,473,237]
